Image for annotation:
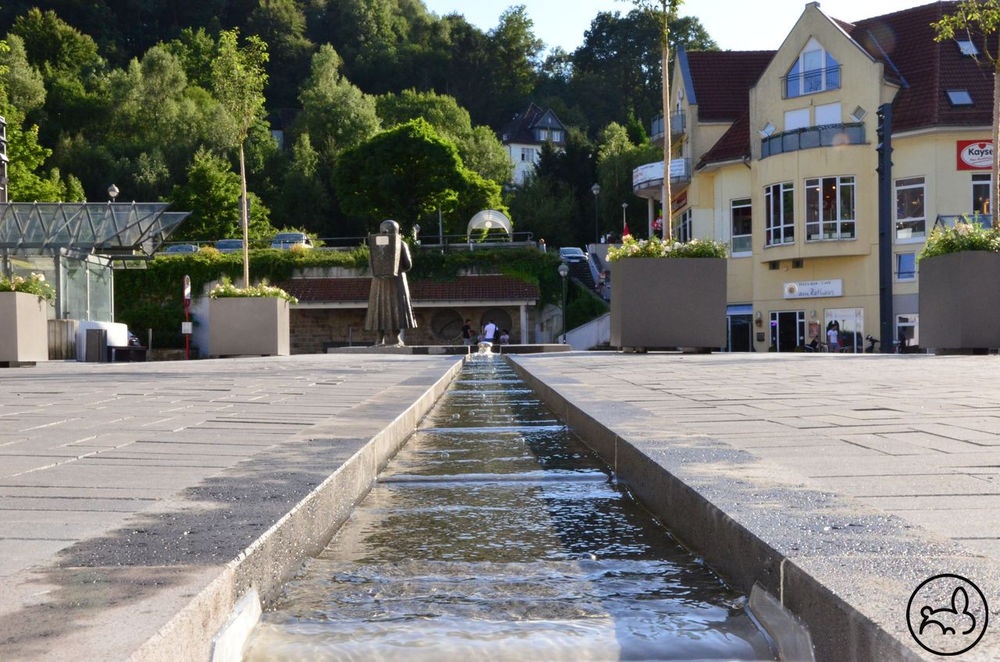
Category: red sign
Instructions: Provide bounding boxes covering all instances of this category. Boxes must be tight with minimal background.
[957,140,993,170]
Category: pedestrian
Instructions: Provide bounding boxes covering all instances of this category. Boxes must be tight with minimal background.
[826,321,839,351]
[483,319,498,344]
[499,329,510,345]
[461,318,474,346]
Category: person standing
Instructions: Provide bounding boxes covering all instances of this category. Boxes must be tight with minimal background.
[461,319,474,346]
[483,319,498,344]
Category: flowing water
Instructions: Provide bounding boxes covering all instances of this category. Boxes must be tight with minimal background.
[243,356,775,661]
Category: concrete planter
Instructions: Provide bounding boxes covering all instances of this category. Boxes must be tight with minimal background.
[918,251,1000,351]
[209,297,290,357]
[610,258,727,351]
[0,291,50,365]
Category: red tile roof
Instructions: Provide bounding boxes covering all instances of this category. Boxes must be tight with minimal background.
[686,50,775,123]
[694,2,991,168]
[280,275,540,305]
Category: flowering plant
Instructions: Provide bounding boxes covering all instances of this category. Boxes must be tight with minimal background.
[208,276,298,303]
[606,235,728,261]
[918,220,1000,261]
[0,272,56,301]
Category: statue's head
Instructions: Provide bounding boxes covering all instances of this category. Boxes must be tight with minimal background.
[379,220,400,235]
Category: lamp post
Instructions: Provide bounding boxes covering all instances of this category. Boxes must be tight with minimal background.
[108,184,119,202]
[558,262,569,342]
[621,202,628,238]
[591,183,601,245]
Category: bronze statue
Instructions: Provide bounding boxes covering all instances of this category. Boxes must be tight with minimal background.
[365,220,417,345]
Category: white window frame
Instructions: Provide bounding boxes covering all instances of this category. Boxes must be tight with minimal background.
[895,176,926,242]
[785,38,841,98]
[731,198,752,255]
[895,252,916,281]
[765,182,795,246]
[972,172,991,218]
[805,175,856,240]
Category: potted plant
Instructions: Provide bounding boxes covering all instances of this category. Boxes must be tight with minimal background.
[917,220,1000,351]
[607,235,728,351]
[0,273,55,365]
[207,277,297,357]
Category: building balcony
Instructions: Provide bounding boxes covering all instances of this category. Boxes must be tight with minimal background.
[760,122,865,159]
[632,158,691,197]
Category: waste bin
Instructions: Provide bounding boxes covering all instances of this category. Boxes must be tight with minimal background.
[85,328,108,362]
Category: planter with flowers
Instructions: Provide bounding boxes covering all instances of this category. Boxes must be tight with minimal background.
[208,278,296,357]
[917,221,1000,351]
[0,273,55,365]
[607,236,728,351]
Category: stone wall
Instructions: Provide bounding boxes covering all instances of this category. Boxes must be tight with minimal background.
[290,306,535,353]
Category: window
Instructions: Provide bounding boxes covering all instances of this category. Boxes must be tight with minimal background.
[815,103,841,125]
[947,89,974,106]
[895,177,925,240]
[957,39,979,56]
[896,314,918,350]
[973,173,991,217]
[731,198,752,254]
[765,182,795,246]
[805,176,855,240]
[676,208,692,243]
[785,108,809,131]
[785,39,840,98]
[896,253,916,280]
[520,147,534,162]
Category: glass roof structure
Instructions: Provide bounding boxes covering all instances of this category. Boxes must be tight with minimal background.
[0,202,189,266]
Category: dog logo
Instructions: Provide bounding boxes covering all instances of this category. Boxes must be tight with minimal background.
[907,574,988,655]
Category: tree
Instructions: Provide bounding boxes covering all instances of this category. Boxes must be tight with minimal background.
[333,118,469,234]
[168,148,274,243]
[296,44,381,161]
[632,0,683,240]
[376,89,511,183]
[211,29,268,287]
[934,1,1000,221]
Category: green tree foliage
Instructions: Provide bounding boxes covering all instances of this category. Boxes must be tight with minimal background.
[376,89,511,183]
[211,28,268,285]
[246,0,314,108]
[334,118,472,234]
[295,44,381,161]
[168,148,274,242]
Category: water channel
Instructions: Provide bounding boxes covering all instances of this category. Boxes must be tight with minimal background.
[243,355,775,661]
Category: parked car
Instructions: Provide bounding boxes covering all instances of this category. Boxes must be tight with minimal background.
[559,246,587,262]
[214,238,244,253]
[162,243,199,254]
[270,232,313,250]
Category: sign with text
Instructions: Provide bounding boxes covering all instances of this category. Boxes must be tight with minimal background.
[957,140,993,170]
[783,279,843,299]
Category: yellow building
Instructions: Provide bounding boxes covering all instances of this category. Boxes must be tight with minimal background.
[634,1,993,352]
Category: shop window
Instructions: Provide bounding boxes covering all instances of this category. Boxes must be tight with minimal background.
[972,173,991,219]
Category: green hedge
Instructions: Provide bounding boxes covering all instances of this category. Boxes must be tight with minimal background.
[115,246,564,348]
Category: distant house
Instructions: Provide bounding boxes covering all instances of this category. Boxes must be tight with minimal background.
[500,103,568,185]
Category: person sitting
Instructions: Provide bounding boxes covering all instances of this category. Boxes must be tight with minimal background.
[499,329,510,345]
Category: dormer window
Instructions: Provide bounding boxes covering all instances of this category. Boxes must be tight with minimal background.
[947,89,974,106]
[785,39,840,98]
[957,39,978,56]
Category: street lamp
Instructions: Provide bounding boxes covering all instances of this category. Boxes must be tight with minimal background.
[558,261,569,342]
[621,202,628,238]
[108,184,119,202]
[591,183,601,245]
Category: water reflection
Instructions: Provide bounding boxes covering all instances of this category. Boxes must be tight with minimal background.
[244,357,775,661]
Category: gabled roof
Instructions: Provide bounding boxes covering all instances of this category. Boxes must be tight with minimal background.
[684,49,775,123]
[280,274,540,306]
[844,1,993,132]
[500,103,567,146]
[696,2,992,169]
